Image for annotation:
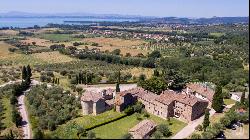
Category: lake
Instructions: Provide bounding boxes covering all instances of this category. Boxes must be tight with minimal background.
[0,17,138,28]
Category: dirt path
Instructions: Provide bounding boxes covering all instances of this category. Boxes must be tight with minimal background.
[17,93,31,139]
[17,80,40,139]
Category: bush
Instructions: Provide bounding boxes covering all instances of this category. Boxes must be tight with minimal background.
[124,106,134,115]
[152,130,163,139]
[191,133,201,139]
[87,131,96,139]
[121,133,132,139]
[195,124,203,131]
[157,124,171,137]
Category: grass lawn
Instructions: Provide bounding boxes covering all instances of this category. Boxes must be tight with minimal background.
[224,99,236,105]
[50,110,125,139]
[92,114,140,139]
[91,113,187,139]
[37,34,80,42]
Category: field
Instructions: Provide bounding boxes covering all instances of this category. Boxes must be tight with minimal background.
[37,33,81,42]
[83,37,148,56]
[20,37,52,47]
[31,51,75,64]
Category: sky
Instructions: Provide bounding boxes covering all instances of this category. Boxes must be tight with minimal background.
[0,0,249,17]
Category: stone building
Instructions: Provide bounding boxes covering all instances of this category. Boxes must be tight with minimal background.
[129,119,157,139]
[115,87,208,122]
[81,89,115,115]
[184,83,215,102]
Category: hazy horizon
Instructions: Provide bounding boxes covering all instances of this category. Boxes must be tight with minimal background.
[0,0,249,18]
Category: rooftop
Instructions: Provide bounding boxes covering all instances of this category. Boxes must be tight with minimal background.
[129,119,157,138]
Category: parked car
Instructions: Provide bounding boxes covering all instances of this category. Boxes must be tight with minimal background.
[216,131,226,139]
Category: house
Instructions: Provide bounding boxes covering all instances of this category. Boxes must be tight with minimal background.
[230,92,249,102]
[81,89,115,115]
[184,83,215,102]
[129,119,157,139]
[115,87,208,122]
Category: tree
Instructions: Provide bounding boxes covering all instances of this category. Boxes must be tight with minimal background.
[212,85,224,112]
[148,50,161,58]
[33,128,44,139]
[240,88,246,104]
[77,126,87,139]
[116,71,121,92]
[26,65,32,78]
[139,77,167,94]
[164,69,187,90]
[190,133,201,139]
[201,131,214,139]
[152,130,163,139]
[138,74,146,81]
[157,124,171,137]
[112,49,121,55]
[121,133,132,139]
[133,102,144,113]
[87,131,96,139]
[153,69,160,77]
[202,109,210,131]
[22,66,27,80]
[220,116,231,127]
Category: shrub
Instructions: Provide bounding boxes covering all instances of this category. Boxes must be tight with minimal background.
[121,133,132,139]
[157,124,171,137]
[195,124,203,131]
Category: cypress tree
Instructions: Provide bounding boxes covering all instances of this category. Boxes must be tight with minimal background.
[22,66,27,80]
[78,72,82,84]
[76,75,79,84]
[212,85,224,112]
[116,71,120,92]
[240,88,246,104]
[202,109,210,131]
[26,65,32,78]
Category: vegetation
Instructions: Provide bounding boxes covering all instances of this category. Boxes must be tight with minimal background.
[212,85,224,112]
[26,84,81,131]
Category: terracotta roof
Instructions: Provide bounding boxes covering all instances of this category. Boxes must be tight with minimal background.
[156,90,206,106]
[81,91,103,102]
[155,90,177,105]
[186,83,214,101]
[129,120,157,138]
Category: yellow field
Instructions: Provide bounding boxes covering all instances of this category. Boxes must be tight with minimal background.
[0,29,19,36]
[20,37,52,47]
[31,51,75,63]
[122,67,153,78]
[0,41,16,58]
[83,37,148,56]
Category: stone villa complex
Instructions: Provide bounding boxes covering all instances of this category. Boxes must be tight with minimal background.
[81,83,214,122]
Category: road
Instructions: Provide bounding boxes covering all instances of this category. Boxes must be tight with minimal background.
[0,80,41,139]
[17,93,31,139]
[171,109,216,139]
